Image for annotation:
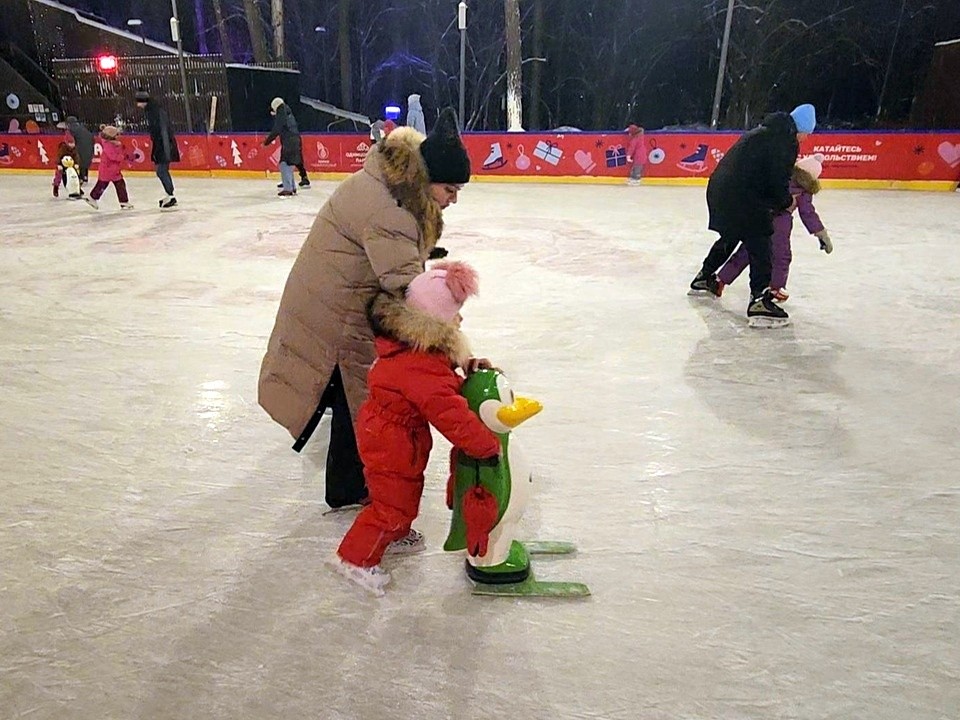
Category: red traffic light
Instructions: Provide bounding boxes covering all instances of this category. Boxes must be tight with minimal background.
[97,55,118,72]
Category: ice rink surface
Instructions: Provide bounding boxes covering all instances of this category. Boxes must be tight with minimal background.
[1,174,958,720]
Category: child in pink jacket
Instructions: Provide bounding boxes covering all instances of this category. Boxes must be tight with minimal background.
[626,125,645,185]
[85,125,133,210]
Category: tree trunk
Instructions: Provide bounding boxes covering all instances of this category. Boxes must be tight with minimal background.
[210,0,233,62]
[338,0,354,110]
[272,0,285,60]
[194,0,209,54]
[528,0,543,129]
[242,0,271,64]
[504,0,523,131]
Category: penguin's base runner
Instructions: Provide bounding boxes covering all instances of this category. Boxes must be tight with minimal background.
[469,542,590,598]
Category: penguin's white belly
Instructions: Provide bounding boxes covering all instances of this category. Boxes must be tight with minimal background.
[65,167,80,195]
[470,440,533,567]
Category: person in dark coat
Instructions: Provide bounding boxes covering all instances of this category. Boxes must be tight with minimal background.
[134,90,180,209]
[57,116,94,184]
[263,97,305,197]
[689,104,816,326]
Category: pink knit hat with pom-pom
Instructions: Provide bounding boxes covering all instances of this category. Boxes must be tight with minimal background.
[406,261,479,322]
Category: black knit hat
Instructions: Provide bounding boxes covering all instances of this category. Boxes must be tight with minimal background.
[134,90,150,103]
[419,108,470,184]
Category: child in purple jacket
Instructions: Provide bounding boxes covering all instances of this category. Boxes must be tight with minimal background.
[715,154,832,302]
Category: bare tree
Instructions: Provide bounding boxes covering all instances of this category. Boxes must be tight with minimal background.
[528,0,544,129]
[338,0,354,109]
[210,0,233,62]
[272,0,285,60]
[504,0,523,130]
[242,0,271,63]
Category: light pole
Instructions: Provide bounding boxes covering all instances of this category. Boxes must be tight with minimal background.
[127,19,146,51]
[710,0,735,129]
[169,0,193,132]
[458,1,467,129]
[315,26,329,100]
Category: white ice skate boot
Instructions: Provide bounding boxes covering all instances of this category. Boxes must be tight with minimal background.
[83,197,99,209]
[384,528,425,556]
[328,554,392,597]
[120,203,134,210]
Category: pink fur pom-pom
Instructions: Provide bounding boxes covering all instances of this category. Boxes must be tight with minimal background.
[435,261,479,303]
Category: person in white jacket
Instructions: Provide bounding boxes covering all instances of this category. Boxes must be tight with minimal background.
[406,94,426,134]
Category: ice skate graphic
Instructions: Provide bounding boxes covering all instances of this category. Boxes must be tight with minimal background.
[483,142,507,170]
[678,143,709,173]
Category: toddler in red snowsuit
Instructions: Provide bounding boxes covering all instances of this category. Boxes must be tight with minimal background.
[332,261,500,596]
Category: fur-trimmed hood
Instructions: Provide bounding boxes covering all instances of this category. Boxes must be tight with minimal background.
[365,127,443,249]
[368,291,471,367]
[792,166,822,195]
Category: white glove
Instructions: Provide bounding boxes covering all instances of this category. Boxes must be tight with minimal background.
[815,229,833,254]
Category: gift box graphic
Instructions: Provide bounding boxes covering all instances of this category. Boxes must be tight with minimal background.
[533,140,563,166]
[605,145,627,168]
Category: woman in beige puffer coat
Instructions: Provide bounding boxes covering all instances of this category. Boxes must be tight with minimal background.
[258,107,471,508]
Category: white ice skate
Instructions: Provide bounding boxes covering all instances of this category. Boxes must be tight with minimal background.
[328,554,392,597]
[384,529,425,556]
[83,197,99,210]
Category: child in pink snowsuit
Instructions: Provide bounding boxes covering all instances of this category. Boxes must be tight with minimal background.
[716,154,832,302]
[85,125,133,210]
[626,125,645,185]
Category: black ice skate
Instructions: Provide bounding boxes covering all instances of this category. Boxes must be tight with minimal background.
[747,290,790,328]
[688,271,723,297]
[298,178,311,189]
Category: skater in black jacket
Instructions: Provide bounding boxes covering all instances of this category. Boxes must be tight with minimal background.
[689,104,816,327]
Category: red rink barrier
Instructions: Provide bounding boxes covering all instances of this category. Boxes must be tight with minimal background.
[3,130,959,188]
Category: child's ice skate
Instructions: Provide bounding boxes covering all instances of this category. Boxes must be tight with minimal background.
[83,197,99,210]
[384,528,425,556]
[747,290,790,328]
[688,271,723,297]
[328,554,392,597]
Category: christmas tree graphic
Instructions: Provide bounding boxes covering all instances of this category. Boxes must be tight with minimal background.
[37,140,48,164]
[231,140,242,167]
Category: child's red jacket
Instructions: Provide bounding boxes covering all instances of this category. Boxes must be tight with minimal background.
[356,293,500,486]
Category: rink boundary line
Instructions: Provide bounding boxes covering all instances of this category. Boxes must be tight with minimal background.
[2,168,956,191]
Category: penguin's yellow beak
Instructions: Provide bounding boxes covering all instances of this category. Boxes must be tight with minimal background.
[496,397,543,428]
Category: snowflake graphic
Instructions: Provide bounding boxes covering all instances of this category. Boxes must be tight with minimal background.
[595,140,604,149]
[913,145,924,155]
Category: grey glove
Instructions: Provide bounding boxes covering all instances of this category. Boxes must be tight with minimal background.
[815,229,833,254]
